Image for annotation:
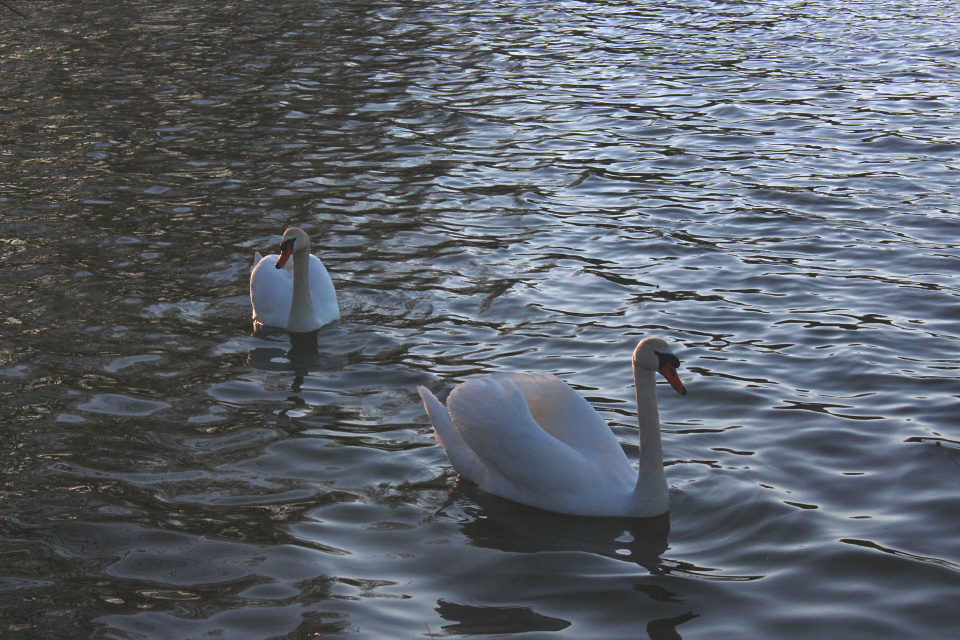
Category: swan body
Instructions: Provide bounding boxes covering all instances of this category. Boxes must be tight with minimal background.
[418,337,687,517]
[250,227,339,332]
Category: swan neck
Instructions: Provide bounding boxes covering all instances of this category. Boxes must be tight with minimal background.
[634,368,663,465]
[632,365,669,513]
[287,250,316,332]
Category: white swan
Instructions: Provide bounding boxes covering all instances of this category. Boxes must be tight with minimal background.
[250,227,339,332]
[417,337,687,517]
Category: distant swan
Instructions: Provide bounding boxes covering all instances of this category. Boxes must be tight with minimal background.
[418,337,687,517]
[250,227,339,332]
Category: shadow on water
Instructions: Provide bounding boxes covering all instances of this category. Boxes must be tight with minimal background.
[434,599,572,635]
[435,483,741,639]
[646,612,700,640]
[451,481,671,573]
[247,324,348,393]
[432,598,697,640]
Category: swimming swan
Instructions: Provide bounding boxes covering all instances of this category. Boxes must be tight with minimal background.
[417,337,687,517]
[250,227,339,332]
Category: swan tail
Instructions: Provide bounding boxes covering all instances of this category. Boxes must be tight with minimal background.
[417,386,485,483]
[252,251,263,271]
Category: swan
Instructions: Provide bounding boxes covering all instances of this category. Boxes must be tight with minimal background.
[417,337,687,517]
[250,227,339,332]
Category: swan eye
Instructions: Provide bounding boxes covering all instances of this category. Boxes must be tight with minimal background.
[654,350,680,369]
[280,238,296,252]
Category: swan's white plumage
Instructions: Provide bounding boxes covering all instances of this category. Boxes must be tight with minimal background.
[499,373,631,463]
[249,228,339,332]
[419,385,487,483]
[418,337,686,517]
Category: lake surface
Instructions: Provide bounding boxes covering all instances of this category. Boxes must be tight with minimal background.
[2,0,960,638]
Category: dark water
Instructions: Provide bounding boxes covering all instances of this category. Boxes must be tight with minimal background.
[3,0,960,638]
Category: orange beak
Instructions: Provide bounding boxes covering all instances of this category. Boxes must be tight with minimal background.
[659,364,687,395]
[275,244,293,269]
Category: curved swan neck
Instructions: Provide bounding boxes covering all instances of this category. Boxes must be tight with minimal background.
[287,250,316,332]
[631,366,669,514]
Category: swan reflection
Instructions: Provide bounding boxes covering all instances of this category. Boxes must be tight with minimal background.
[247,326,347,394]
[437,484,703,639]
[448,480,670,572]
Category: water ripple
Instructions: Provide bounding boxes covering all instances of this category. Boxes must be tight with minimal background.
[2,0,960,638]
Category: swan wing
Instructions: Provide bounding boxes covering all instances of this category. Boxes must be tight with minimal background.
[418,386,487,484]
[307,254,340,326]
[250,253,293,328]
[502,372,631,467]
[446,377,604,506]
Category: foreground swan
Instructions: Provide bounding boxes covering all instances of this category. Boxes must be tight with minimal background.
[418,337,687,517]
[250,227,339,332]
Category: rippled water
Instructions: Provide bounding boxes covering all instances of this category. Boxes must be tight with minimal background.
[3,0,960,638]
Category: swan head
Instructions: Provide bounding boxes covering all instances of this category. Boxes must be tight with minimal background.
[633,337,687,395]
[274,227,310,269]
